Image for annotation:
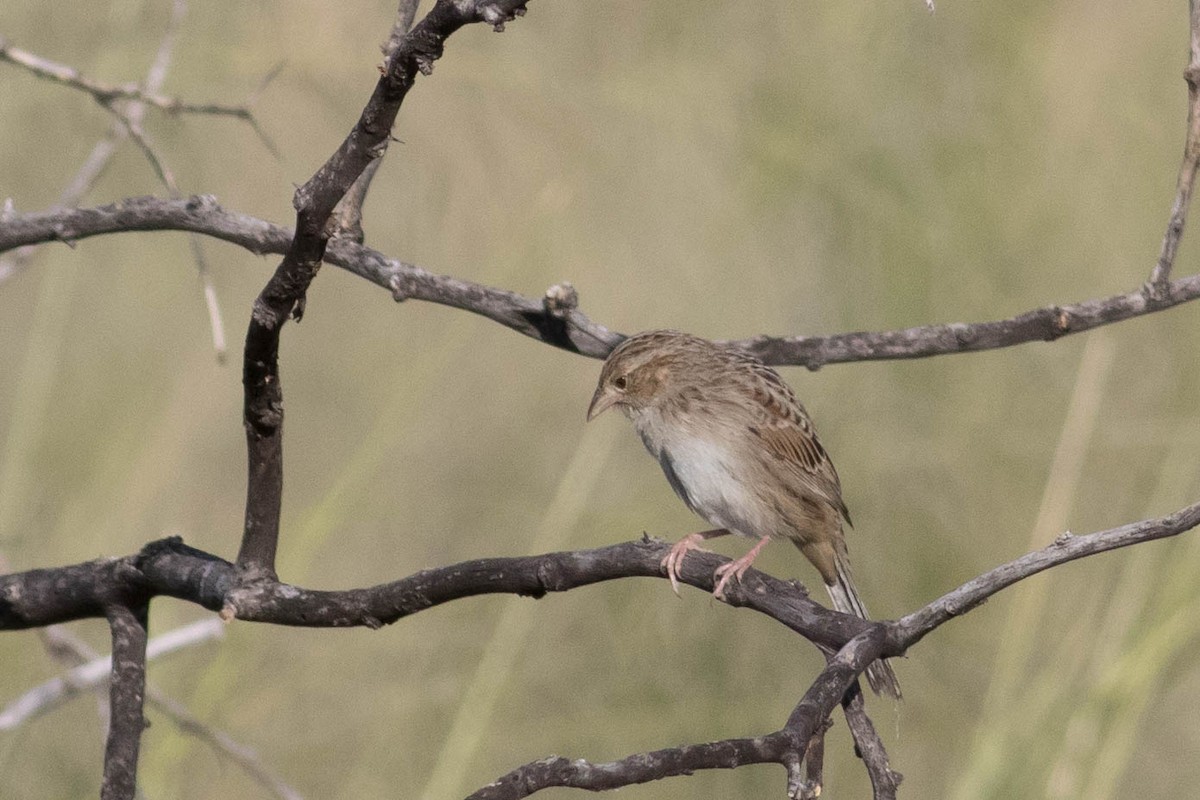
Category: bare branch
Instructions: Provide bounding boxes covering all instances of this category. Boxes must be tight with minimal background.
[2,500,1198,795]
[0,619,223,729]
[11,621,300,800]
[0,0,186,284]
[236,0,532,579]
[1149,3,1200,288]
[149,692,303,800]
[0,35,250,121]
[468,629,885,800]
[3,196,1199,365]
[893,499,1200,649]
[0,537,861,651]
[841,685,901,799]
[734,286,1193,368]
[3,499,1198,660]
[0,2,228,360]
[465,736,801,799]
[100,604,148,800]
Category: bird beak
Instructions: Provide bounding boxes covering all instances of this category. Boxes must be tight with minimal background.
[587,385,619,421]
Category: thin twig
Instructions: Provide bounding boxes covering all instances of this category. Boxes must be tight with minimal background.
[116,0,227,361]
[0,619,225,729]
[12,622,301,800]
[1150,2,1200,289]
[38,626,112,729]
[0,35,249,121]
[893,500,1200,648]
[150,691,303,800]
[329,0,424,243]
[0,0,188,283]
[110,101,229,361]
[0,2,229,361]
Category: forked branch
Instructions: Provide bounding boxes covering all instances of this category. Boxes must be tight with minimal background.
[5,2,1200,799]
[3,499,1198,797]
[235,0,532,579]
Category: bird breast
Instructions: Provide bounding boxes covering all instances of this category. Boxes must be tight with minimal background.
[629,408,767,539]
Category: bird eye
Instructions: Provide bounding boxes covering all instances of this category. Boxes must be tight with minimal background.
[614,375,628,390]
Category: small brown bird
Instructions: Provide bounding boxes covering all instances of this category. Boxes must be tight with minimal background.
[587,329,900,698]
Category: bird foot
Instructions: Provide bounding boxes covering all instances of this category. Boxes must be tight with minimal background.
[711,537,771,600]
[661,533,715,596]
[712,558,751,600]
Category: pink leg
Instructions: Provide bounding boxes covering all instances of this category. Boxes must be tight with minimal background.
[711,536,771,600]
[661,529,731,596]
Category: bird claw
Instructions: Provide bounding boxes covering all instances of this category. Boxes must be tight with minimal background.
[711,559,746,600]
[709,537,770,601]
[660,533,714,596]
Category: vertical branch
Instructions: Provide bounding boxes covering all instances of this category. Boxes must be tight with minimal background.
[841,685,902,799]
[236,0,530,578]
[1149,0,1200,289]
[100,603,149,800]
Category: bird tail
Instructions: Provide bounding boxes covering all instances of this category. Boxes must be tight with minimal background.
[825,549,902,700]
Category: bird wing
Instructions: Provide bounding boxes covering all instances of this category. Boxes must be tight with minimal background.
[736,356,852,525]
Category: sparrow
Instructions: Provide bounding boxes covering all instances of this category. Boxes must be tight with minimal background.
[587,329,900,698]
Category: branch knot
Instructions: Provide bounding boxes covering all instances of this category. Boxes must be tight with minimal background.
[542,282,578,319]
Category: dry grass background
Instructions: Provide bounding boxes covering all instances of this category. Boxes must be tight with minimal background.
[2,1,1200,797]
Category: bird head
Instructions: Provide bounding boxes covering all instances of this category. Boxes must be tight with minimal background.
[587,330,700,421]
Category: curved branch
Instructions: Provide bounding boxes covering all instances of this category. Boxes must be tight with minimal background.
[2,500,1198,796]
[0,537,863,653]
[467,734,802,799]
[3,197,1199,366]
[3,502,1199,648]
[893,498,1200,649]
[1,498,1196,653]
[468,628,887,800]
[462,498,1200,799]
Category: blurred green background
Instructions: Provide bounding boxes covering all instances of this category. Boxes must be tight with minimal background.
[3,1,1200,797]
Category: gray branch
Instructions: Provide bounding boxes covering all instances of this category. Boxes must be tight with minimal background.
[3,195,1199,366]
